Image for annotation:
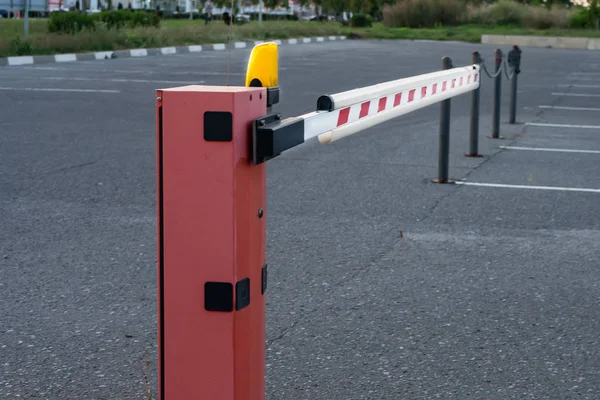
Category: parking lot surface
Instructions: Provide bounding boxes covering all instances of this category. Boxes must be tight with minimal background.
[1,39,599,399]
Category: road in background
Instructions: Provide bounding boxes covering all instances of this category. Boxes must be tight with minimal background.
[1,40,599,399]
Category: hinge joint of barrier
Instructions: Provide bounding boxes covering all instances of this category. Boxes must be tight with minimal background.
[252,114,305,165]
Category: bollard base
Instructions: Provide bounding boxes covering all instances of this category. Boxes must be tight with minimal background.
[465,153,483,158]
[487,135,505,140]
[432,178,456,184]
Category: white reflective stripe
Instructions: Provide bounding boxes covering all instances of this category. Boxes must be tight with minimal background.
[324,65,479,110]
[302,111,340,141]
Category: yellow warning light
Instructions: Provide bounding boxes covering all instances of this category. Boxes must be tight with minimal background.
[245,42,279,89]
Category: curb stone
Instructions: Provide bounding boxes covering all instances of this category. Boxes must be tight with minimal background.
[481,34,600,51]
[0,35,347,67]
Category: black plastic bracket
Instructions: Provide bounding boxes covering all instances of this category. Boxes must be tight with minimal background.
[252,114,304,165]
[267,87,280,108]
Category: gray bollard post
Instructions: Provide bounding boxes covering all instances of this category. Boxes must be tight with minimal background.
[491,49,503,139]
[467,51,482,157]
[508,45,522,124]
[435,56,453,184]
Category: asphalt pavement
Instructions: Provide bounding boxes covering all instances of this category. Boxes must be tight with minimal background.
[1,38,599,400]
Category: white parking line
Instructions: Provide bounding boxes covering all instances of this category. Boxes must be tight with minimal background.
[570,72,600,76]
[0,87,119,93]
[499,146,600,154]
[566,76,599,81]
[538,105,600,111]
[40,76,202,84]
[552,92,600,97]
[526,122,600,129]
[456,181,600,193]
[558,84,600,89]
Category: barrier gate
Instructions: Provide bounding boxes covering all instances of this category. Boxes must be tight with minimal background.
[156,42,481,400]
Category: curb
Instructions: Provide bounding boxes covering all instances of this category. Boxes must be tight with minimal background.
[0,35,347,67]
[481,34,600,51]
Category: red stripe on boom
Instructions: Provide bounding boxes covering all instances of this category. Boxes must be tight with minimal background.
[394,93,402,106]
[442,81,447,91]
[337,108,350,126]
[432,83,438,95]
[421,86,427,98]
[408,89,416,102]
[378,97,387,112]
[460,77,464,86]
[359,102,370,118]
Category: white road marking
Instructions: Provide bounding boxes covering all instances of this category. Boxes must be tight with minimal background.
[39,76,202,84]
[456,181,600,193]
[538,105,600,111]
[234,42,246,49]
[558,84,600,89]
[526,122,600,129]
[0,87,119,93]
[566,76,599,81]
[499,146,600,154]
[213,43,226,50]
[570,72,600,76]
[552,92,600,97]
[288,39,298,44]
[188,45,202,52]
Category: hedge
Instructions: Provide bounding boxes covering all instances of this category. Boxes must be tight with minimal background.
[47,10,159,34]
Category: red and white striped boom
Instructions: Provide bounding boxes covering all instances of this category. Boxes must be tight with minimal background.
[311,64,479,143]
[252,63,481,164]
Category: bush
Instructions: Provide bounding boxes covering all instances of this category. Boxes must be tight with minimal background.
[98,10,159,29]
[570,4,599,29]
[48,10,158,34]
[570,9,591,28]
[98,10,131,29]
[470,0,525,25]
[351,13,373,27]
[525,6,570,29]
[464,0,572,29]
[383,0,466,28]
[48,11,96,33]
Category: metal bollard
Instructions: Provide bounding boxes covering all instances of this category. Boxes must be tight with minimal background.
[508,45,522,124]
[467,51,482,157]
[435,56,453,183]
[491,49,502,139]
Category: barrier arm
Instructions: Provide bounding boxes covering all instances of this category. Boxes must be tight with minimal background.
[252,62,480,164]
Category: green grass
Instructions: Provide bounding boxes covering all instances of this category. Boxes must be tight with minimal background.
[1,18,600,57]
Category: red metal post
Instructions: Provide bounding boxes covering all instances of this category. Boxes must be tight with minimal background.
[156,85,268,400]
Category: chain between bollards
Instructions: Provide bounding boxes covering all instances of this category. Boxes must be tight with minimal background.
[435,56,453,184]
[467,51,482,157]
[491,48,503,139]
